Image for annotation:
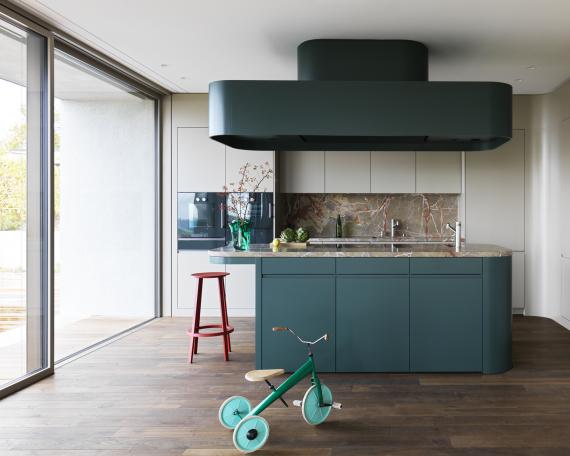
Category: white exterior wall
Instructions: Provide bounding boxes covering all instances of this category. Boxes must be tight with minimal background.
[58,100,155,318]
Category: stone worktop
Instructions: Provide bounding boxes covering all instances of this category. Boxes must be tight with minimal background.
[209,243,512,258]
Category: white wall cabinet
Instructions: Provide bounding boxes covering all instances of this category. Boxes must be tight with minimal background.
[325,151,371,193]
[225,264,256,316]
[512,251,525,311]
[176,252,256,317]
[226,147,274,192]
[280,150,325,193]
[371,151,415,193]
[416,151,462,193]
[177,251,225,314]
[178,128,225,192]
[465,130,525,251]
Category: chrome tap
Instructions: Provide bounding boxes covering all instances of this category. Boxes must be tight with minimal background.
[390,219,400,239]
[446,221,462,251]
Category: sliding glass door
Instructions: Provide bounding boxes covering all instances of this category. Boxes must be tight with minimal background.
[53,48,157,361]
[0,15,51,391]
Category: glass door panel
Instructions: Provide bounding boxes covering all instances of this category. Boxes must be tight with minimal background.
[0,17,49,389]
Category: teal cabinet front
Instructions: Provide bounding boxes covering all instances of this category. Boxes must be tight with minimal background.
[260,276,335,372]
[337,277,409,372]
[410,276,483,372]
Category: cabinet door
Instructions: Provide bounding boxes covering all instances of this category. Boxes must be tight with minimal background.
[562,258,570,321]
[512,251,525,311]
[225,264,256,316]
[226,147,274,192]
[371,151,415,193]
[279,150,324,193]
[261,277,335,371]
[415,151,462,193]
[466,130,525,250]
[337,277,409,372]
[410,276,482,372]
[177,251,225,313]
[177,128,225,192]
[561,119,570,258]
[325,151,371,193]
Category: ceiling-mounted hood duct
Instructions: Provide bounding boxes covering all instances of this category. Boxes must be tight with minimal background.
[209,40,512,151]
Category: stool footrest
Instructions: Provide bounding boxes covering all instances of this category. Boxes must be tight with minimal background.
[187,324,234,338]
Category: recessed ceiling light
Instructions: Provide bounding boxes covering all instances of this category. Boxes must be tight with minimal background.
[160,63,169,68]
[515,78,524,83]
[527,65,537,70]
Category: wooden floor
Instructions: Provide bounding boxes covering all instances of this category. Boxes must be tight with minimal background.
[2,316,570,455]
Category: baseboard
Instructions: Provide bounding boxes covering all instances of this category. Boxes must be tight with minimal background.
[553,315,570,331]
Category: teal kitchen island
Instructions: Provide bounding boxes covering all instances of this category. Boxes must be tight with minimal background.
[209,244,512,374]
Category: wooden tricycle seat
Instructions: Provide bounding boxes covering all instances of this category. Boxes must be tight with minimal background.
[245,369,285,382]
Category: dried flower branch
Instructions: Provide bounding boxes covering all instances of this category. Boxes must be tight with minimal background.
[223,161,273,221]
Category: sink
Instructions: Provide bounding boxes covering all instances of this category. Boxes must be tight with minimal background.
[307,237,453,246]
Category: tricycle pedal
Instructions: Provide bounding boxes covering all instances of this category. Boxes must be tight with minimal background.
[332,402,343,410]
[292,400,302,407]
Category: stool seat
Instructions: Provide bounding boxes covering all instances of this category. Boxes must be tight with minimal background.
[192,271,230,279]
[245,369,285,382]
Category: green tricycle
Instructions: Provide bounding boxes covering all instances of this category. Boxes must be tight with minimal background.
[218,326,342,453]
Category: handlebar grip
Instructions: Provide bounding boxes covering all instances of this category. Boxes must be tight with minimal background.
[324,334,328,342]
[272,326,288,332]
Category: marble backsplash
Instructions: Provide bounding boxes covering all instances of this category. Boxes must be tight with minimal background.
[278,194,459,239]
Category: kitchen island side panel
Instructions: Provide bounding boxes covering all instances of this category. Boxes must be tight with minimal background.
[482,256,513,373]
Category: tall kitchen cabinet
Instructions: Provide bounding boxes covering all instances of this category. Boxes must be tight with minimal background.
[560,118,570,320]
[466,130,525,311]
[173,94,274,317]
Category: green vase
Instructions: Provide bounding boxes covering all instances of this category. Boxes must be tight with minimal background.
[229,219,251,250]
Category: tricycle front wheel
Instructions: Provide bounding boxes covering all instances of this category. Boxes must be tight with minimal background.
[302,384,333,425]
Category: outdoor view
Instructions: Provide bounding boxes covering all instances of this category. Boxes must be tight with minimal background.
[1,28,156,385]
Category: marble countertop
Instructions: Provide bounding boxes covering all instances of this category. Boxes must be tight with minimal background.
[209,243,512,258]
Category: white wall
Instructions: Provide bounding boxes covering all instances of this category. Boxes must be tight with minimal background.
[58,100,156,319]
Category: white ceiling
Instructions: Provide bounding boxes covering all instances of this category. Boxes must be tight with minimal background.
[12,0,570,94]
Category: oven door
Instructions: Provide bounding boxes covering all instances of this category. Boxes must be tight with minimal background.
[177,192,226,250]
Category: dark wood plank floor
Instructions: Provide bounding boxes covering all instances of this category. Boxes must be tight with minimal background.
[2,316,570,455]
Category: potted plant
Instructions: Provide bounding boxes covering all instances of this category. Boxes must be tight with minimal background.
[224,161,273,250]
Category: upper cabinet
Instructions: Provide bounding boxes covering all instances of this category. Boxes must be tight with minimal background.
[466,130,525,251]
[226,148,274,192]
[416,152,462,194]
[280,150,325,193]
[325,151,371,193]
[279,149,462,194]
[177,127,225,192]
[371,151,415,193]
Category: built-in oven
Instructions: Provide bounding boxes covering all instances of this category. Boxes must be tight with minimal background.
[177,192,226,250]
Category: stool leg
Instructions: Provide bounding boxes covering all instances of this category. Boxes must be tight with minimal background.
[189,278,203,363]
[218,277,230,361]
[222,277,231,352]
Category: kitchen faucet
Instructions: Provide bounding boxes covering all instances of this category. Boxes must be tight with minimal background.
[446,221,462,251]
[390,219,400,239]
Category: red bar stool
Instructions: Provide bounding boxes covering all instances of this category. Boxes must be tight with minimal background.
[187,271,234,363]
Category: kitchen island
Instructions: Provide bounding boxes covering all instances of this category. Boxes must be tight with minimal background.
[209,244,512,374]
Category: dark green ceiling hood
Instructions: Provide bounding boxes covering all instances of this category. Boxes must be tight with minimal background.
[209,40,512,151]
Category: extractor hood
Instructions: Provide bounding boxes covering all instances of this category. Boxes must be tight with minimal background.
[209,40,512,151]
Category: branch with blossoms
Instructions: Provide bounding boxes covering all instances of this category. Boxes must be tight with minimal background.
[223,161,273,221]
